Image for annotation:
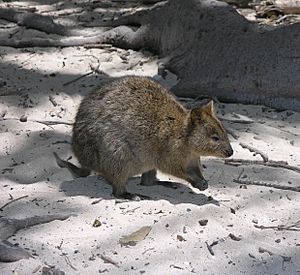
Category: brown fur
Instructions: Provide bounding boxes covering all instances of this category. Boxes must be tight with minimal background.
[56,76,233,200]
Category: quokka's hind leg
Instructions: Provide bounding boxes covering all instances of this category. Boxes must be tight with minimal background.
[140,170,157,186]
[53,152,91,177]
[140,170,178,189]
[110,177,150,201]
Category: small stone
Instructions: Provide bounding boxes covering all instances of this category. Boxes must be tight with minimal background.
[183,226,187,233]
[177,235,186,242]
[20,115,27,122]
[199,219,208,226]
[252,219,258,224]
[275,239,281,243]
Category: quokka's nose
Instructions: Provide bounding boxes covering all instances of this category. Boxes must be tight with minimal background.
[225,145,234,157]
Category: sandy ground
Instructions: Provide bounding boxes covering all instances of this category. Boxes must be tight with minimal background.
[0,44,299,275]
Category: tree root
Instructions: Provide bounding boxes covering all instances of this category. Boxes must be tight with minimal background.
[0,240,32,262]
[0,7,89,36]
[0,25,147,49]
[0,214,74,262]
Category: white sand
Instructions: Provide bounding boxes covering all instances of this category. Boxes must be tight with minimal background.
[0,46,299,275]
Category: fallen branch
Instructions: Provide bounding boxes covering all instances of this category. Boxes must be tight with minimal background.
[0,25,145,49]
[0,195,28,211]
[225,158,300,173]
[233,178,300,192]
[239,142,269,162]
[0,8,86,36]
[254,220,300,231]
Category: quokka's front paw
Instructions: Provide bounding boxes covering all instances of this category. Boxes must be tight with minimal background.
[190,178,208,191]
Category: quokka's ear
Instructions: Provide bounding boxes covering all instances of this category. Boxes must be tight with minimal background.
[202,100,214,115]
[190,100,214,121]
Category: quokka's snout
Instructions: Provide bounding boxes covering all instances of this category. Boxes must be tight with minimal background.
[224,144,234,158]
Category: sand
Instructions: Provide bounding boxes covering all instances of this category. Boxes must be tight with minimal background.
[0,44,299,275]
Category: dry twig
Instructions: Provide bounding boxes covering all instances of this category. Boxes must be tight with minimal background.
[63,59,101,86]
[100,254,120,267]
[220,117,254,124]
[205,241,215,256]
[233,178,300,192]
[48,95,58,107]
[0,195,28,211]
[239,142,269,162]
[0,117,73,126]
[225,158,300,173]
[254,220,300,231]
[65,255,77,270]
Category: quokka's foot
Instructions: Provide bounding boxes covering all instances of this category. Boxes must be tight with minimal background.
[114,192,150,201]
[190,178,208,191]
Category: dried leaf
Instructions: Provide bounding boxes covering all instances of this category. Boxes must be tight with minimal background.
[92,219,101,227]
[119,226,152,246]
[176,235,186,242]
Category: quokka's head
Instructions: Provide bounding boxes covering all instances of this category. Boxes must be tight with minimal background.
[187,100,233,158]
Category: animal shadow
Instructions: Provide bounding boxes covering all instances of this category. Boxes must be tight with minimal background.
[60,175,219,206]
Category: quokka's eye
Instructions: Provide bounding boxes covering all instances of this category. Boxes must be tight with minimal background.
[211,135,220,142]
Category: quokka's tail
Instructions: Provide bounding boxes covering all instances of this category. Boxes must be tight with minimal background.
[53,152,91,177]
